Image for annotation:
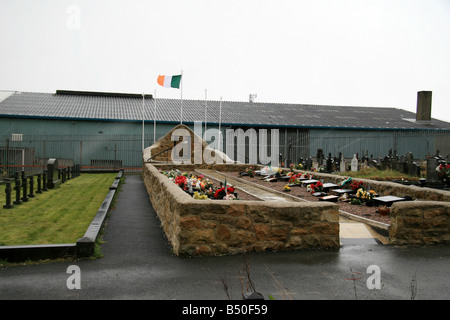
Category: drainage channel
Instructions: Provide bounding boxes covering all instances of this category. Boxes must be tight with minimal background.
[199,169,388,246]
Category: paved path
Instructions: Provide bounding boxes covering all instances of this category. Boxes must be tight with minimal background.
[1,175,450,300]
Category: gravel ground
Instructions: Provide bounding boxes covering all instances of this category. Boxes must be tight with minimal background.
[223,171,391,225]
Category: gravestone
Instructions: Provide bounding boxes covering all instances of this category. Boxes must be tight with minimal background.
[404,152,416,176]
[317,149,324,166]
[340,154,346,172]
[305,157,312,171]
[47,158,59,189]
[351,154,358,172]
[325,153,332,173]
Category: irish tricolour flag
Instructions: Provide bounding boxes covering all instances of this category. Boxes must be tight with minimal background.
[157,74,182,89]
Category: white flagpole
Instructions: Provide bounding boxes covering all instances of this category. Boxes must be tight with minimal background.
[204,88,207,137]
[218,96,222,153]
[180,69,183,124]
[153,89,157,145]
[142,92,145,151]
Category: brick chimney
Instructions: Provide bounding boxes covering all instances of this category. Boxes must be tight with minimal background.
[416,91,432,121]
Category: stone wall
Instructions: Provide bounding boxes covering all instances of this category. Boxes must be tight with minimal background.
[389,201,450,245]
[142,163,340,256]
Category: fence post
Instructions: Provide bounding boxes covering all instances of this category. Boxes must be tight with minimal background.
[21,172,28,202]
[36,173,42,194]
[42,170,48,191]
[28,175,35,198]
[13,172,22,205]
[3,180,13,209]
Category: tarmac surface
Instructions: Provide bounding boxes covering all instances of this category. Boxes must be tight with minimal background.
[1,174,449,300]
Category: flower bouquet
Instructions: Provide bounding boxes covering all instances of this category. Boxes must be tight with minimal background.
[436,164,450,180]
[245,166,256,177]
[350,180,366,191]
[309,181,323,193]
[283,185,291,192]
[193,191,208,200]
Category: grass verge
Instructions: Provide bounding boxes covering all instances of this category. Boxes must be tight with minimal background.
[0,173,117,246]
[336,167,421,182]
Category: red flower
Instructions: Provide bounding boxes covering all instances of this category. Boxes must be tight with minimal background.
[175,175,187,187]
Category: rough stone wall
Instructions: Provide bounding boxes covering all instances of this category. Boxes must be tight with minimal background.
[389,201,450,245]
[143,163,340,256]
[143,124,231,164]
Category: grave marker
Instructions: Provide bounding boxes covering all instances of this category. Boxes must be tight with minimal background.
[351,154,358,172]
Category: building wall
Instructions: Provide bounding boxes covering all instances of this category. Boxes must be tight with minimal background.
[1,118,448,170]
[308,129,447,160]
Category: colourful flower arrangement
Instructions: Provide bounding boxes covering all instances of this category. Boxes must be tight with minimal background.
[193,191,208,200]
[161,170,237,200]
[214,186,236,199]
[436,164,450,179]
[289,163,303,171]
[308,181,323,193]
[356,188,376,201]
[245,166,255,177]
[350,180,366,191]
[283,185,291,192]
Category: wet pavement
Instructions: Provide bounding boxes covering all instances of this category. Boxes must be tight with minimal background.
[0,175,449,300]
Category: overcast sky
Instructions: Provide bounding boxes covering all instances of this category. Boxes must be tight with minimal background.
[1,0,449,122]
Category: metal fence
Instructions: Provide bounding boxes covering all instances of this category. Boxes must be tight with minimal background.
[1,129,448,177]
[0,134,153,176]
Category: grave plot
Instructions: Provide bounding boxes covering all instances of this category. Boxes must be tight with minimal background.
[223,167,393,225]
[143,163,341,257]
[158,168,261,201]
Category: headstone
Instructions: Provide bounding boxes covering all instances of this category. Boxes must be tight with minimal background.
[404,152,415,176]
[305,157,312,171]
[326,153,332,173]
[317,149,324,166]
[47,158,59,189]
[351,154,358,172]
[340,154,346,172]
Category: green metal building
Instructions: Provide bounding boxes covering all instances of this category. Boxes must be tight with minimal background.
[1,90,449,173]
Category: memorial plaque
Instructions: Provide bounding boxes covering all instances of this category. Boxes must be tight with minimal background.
[319,195,339,202]
[301,179,319,185]
[332,188,356,195]
[322,183,338,191]
[47,158,60,189]
[374,196,406,207]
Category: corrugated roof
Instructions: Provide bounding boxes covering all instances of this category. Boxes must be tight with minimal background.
[0,91,449,131]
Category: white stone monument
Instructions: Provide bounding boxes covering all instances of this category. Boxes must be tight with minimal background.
[351,154,358,172]
[340,154,346,172]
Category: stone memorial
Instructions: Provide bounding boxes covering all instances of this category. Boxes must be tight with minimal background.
[47,158,60,189]
[351,154,358,172]
[340,154,346,172]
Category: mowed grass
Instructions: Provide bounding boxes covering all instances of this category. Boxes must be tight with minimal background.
[0,173,118,246]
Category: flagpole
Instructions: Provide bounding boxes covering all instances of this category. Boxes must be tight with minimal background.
[142,92,145,151]
[204,88,207,137]
[180,69,183,124]
[153,89,157,145]
[218,96,222,153]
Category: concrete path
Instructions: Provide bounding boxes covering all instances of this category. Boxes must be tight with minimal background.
[0,175,449,300]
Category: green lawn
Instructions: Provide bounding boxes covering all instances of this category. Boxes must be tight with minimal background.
[0,173,118,246]
[336,167,421,181]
